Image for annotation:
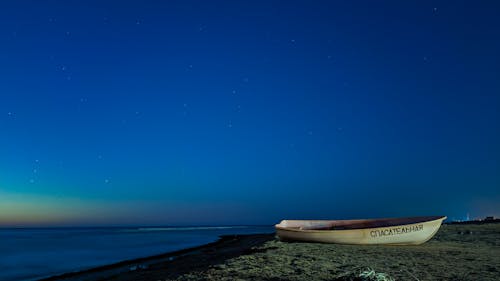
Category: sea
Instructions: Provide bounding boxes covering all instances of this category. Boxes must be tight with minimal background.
[0,225,274,281]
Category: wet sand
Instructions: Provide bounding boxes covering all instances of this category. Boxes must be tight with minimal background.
[43,223,500,281]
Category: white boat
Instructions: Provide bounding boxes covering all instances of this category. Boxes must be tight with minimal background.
[275,216,446,245]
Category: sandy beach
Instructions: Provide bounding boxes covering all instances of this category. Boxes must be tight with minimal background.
[42,222,500,281]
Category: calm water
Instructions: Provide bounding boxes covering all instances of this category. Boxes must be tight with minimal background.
[0,226,274,281]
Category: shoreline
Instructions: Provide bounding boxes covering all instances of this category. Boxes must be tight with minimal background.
[40,222,500,281]
[40,233,275,281]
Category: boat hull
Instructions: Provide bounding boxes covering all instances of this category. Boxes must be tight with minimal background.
[275,216,446,245]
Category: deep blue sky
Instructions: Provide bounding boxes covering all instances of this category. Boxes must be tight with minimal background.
[1,1,499,226]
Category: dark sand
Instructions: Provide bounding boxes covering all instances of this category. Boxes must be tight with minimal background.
[44,223,500,281]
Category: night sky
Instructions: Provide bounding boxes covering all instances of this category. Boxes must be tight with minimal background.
[1,1,499,227]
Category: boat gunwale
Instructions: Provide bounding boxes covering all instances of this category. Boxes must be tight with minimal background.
[275,216,447,233]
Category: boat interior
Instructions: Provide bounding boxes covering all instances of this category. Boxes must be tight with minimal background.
[276,216,446,231]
